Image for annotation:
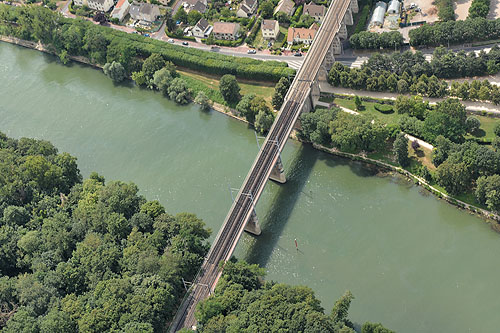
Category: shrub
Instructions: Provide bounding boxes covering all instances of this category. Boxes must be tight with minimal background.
[374,103,393,114]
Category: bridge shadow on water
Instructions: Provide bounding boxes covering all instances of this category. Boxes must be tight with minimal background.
[242,144,317,267]
[241,144,380,268]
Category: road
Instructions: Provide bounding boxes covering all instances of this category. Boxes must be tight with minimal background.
[168,0,352,330]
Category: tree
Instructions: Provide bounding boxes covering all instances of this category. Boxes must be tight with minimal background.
[354,95,362,110]
[435,160,471,195]
[260,1,274,18]
[132,71,147,86]
[153,68,173,94]
[331,290,354,329]
[465,116,481,134]
[142,54,165,81]
[194,91,212,111]
[167,78,191,104]
[271,77,290,110]
[255,110,274,134]
[393,133,410,167]
[330,113,388,152]
[275,11,290,24]
[300,107,338,145]
[422,98,466,143]
[103,61,126,83]
[362,322,395,333]
[93,12,107,24]
[219,75,240,103]
[494,122,500,137]
[187,10,202,26]
[476,175,500,212]
[174,8,188,24]
[432,135,454,167]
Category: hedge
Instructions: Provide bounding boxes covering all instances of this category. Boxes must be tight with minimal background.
[354,4,371,33]
[374,103,394,113]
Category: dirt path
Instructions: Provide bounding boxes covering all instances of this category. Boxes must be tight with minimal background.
[454,0,472,20]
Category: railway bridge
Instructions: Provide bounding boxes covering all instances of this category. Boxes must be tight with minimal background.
[170,0,358,330]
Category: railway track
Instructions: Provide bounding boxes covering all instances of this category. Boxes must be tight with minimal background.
[169,0,352,330]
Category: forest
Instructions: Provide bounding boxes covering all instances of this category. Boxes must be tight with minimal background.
[0,132,211,332]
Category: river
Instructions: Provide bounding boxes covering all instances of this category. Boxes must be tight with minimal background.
[1,42,500,332]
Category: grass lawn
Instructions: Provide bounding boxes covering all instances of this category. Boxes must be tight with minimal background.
[408,141,435,171]
[333,98,400,125]
[178,69,275,107]
[466,114,500,142]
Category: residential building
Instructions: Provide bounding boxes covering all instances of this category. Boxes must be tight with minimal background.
[176,0,207,14]
[274,0,295,16]
[287,23,319,45]
[73,0,85,7]
[192,18,213,38]
[111,0,130,22]
[261,19,279,40]
[212,22,240,40]
[129,2,161,22]
[303,3,326,23]
[87,0,113,11]
[236,0,258,17]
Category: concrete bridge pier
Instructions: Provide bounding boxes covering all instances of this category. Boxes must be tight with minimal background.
[350,0,359,13]
[343,7,353,26]
[244,210,261,235]
[270,155,286,183]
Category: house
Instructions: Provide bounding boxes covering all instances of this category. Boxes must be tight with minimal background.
[111,0,130,22]
[87,0,113,11]
[236,0,258,17]
[261,19,279,40]
[176,0,207,14]
[129,3,161,22]
[287,23,319,45]
[274,0,295,16]
[303,3,326,23]
[192,18,213,38]
[73,0,85,7]
[212,22,240,40]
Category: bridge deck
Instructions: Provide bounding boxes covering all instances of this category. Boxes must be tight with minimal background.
[169,0,351,330]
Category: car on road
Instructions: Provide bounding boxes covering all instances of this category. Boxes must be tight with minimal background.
[294,52,302,57]
[144,33,150,37]
[211,46,220,52]
[132,31,138,34]
[182,41,189,46]
[168,39,174,43]
[247,49,257,54]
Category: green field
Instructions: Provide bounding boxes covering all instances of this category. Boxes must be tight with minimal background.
[467,114,500,142]
[333,98,400,125]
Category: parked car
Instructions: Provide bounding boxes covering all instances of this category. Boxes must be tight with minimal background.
[211,46,220,52]
[182,41,189,46]
[168,39,174,43]
[294,52,302,57]
[144,33,150,37]
[132,31,138,34]
[247,49,257,54]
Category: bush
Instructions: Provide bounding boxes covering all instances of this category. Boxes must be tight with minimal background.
[354,4,371,34]
[468,0,490,18]
[435,0,455,21]
[374,103,394,114]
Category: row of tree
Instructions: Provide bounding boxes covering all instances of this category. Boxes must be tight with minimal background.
[194,260,393,332]
[329,62,500,104]
[409,17,500,47]
[0,5,294,82]
[349,31,404,50]
[0,133,211,332]
[364,46,500,79]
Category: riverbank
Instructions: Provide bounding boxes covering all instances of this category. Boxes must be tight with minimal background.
[0,35,261,125]
[2,36,498,225]
[312,143,500,228]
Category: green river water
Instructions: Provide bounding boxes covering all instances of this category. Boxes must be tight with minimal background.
[1,43,500,332]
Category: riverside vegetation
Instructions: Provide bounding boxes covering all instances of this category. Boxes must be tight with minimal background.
[0,134,394,332]
[300,96,500,214]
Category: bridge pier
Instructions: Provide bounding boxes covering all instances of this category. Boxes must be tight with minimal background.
[343,8,353,26]
[350,0,359,13]
[269,155,286,183]
[244,210,261,235]
[338,22,348,40]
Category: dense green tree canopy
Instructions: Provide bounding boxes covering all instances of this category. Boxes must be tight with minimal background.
[219,75,241,103]
[0,133,210,332]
